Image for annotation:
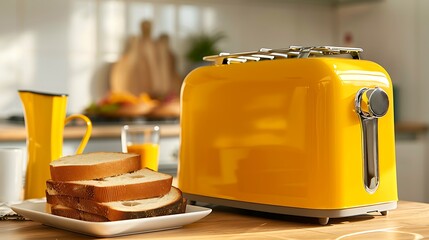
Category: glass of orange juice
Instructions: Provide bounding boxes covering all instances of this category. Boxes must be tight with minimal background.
[121,125,160,171]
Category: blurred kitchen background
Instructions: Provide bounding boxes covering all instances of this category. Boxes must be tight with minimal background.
[1,0,428,202]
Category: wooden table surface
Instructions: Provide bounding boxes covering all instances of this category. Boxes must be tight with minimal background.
[0,122,180,141]
[0,121,426,142]
[1,201,429,239]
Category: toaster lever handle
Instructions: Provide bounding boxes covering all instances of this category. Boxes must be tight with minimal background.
[355,87,389,193]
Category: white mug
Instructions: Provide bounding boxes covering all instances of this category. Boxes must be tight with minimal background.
[0,148,24,203]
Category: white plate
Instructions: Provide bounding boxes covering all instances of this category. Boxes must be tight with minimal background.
[11,201,212,237]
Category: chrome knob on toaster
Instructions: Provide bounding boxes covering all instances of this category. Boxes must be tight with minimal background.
[355,87,389,193]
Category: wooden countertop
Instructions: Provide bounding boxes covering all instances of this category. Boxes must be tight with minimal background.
[0,120,426,142]
[395,122,429,135]
[0,122,180,141]
[1,201,429,239]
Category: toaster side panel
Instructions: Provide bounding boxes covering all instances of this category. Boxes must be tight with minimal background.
[178,58,397,210]
[326,58,398,209]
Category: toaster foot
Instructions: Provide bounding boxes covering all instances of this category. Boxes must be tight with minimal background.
[380,210,388,216]
[318,217,329,225]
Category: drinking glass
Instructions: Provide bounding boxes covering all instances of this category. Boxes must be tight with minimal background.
[121,125,160,171]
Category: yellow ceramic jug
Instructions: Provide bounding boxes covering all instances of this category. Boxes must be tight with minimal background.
[19,90,92,199]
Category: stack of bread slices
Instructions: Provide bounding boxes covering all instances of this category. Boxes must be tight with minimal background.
[45,152,186,222]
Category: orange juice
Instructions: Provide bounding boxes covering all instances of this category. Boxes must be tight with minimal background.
[127,143,160,171]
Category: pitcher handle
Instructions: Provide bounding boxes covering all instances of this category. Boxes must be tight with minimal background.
[65,114,93,154]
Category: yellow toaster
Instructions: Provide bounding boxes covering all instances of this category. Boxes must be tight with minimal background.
[178,46,397,224]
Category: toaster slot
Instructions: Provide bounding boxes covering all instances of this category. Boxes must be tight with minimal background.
[355,87,389,193]
[203,46,363,65]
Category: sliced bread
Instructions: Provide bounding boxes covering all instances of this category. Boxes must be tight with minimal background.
[47,187,187,221]
[46,168,172,202]
[50,204,109,222]
[50,152,141,181]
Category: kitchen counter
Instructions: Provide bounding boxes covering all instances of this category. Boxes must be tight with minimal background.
[1,201,429,239]
[0,120,181,174]
[0,121,425,142]
[0,121,180,141]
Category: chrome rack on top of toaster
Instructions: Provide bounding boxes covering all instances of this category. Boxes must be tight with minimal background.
[203,46,363,65]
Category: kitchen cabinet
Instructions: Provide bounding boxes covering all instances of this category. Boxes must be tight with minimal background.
[396,139,427,202]
[395,122,429,203]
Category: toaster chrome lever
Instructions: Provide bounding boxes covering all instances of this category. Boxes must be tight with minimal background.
[355,87,389,193]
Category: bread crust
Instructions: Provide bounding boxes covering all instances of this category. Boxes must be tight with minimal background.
[46,169,173,202]
[46,153,185,222]
[47,187,187,221]
[50,152,141,181]
[50,205,109,222]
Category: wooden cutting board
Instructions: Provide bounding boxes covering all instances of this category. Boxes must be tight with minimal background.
[110,21,180,98]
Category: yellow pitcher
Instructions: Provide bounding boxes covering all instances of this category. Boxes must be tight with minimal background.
[19,90,92,199]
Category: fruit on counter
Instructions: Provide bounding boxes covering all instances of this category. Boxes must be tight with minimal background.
[99,92,157,106]
[148,96,181,118]
[85,91,159,117]
[85,91,181,118]
[104,92,158,105]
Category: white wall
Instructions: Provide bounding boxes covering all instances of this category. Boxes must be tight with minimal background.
[337,0,429,203]
[0,0,335,117]
[337,0,425,123]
